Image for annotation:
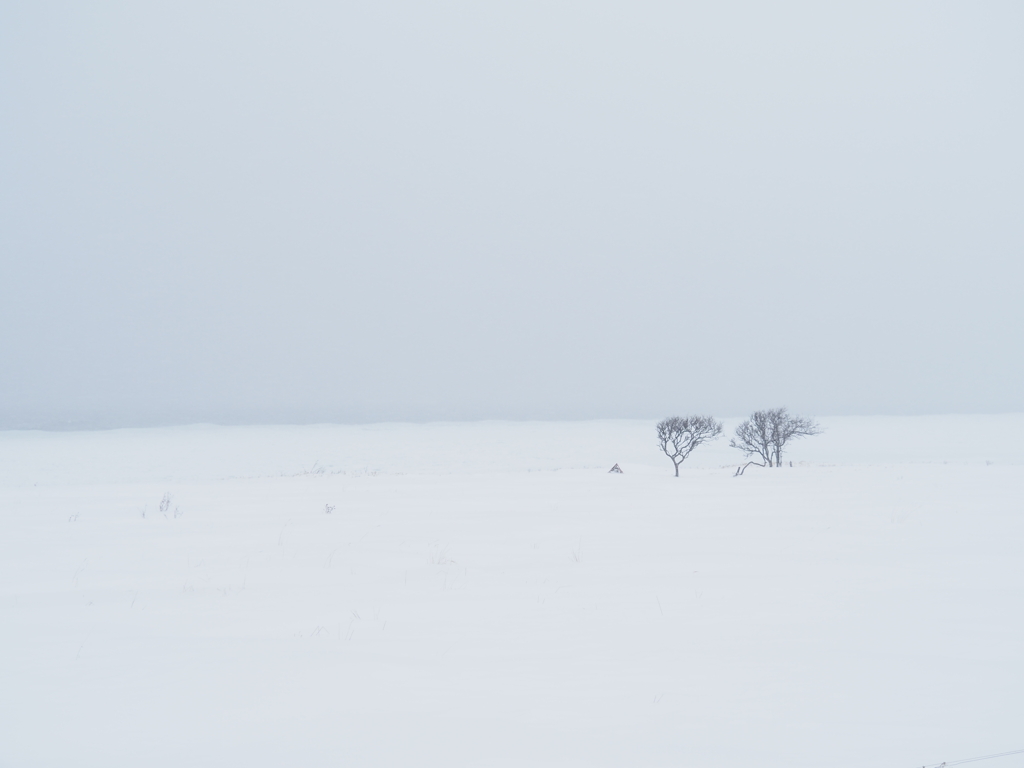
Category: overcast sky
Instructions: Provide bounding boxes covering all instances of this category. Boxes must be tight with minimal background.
[1,2,1022,428]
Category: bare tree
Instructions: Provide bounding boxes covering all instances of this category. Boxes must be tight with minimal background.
[730,407,821,468]
[656,415,723,477]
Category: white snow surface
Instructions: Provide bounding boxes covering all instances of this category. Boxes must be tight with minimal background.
[2,415,1023,767]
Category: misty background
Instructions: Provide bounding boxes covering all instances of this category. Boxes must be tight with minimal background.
[1,2,1022,429]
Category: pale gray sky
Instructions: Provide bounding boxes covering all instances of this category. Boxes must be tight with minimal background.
[1,2,1022,428]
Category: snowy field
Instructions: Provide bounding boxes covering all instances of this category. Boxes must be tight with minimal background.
[1,415,1023,768]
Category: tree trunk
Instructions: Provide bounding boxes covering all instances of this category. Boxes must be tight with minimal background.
[674,462,680,477]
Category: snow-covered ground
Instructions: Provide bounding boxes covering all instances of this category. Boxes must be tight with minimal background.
[2,415,1023,767]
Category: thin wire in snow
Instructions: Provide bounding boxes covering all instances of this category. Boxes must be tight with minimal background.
[920,747,1024,768]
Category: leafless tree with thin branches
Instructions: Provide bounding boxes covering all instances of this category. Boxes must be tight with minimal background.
[656,415,723,477]
[730,407,821,468]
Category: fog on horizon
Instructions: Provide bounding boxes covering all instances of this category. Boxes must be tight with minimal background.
[1,2,1022,429]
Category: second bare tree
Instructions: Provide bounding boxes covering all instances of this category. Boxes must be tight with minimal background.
[730,407,821,468]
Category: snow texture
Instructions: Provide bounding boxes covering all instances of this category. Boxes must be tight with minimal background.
[1,415,1022,767]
